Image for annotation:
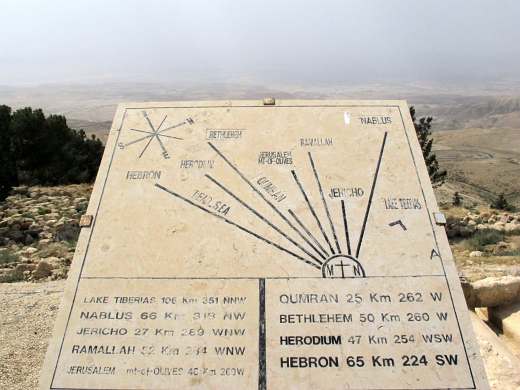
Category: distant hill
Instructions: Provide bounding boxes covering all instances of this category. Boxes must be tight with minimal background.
[2,81,519,131]
[53,95,520,142]
[1,81,519,206]
[433,127,520,207]
[67,119,112,143]
[421,96,520,130]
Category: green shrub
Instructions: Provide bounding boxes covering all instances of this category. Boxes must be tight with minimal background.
[37,207,51,215]
[0,269,24,283]
[452,192,462,206]
[490,193,514,211]
[0,251,18,265]
[501,248,520,256]
[464,229,505,251]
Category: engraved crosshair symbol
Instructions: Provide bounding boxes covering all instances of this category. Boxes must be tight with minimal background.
[321,255,366,278]
[118,111,193,159]
[334,260,349,278]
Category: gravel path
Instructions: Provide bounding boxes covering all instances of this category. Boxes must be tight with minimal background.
[1,280,519,390]
[0,281,64,390]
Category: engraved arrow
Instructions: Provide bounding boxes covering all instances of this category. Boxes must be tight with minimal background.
[430,248,441,260]
[388,220,407,231]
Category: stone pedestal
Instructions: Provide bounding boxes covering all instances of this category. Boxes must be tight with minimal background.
[40,100,489,389]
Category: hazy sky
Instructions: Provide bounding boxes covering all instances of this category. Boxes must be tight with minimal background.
[1,0,520,86]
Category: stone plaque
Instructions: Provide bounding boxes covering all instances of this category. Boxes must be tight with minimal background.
[40,100,489,389]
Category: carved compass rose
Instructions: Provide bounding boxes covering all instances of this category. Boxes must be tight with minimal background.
[118,110,193,159]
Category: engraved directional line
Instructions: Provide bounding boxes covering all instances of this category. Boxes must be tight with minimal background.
[159,121,189,134]
[138,136,155,159]
[156,115,167,132]
[143,111,155,132]
[129,128,155,135]
[155,134,168,155]
[309,152,341,254]
[158,134,184,140]
[288,209,330,258]
[341,200,352,255]
[207,142,326,261]
[124,134,154,148]
[355,131,388,258]
[291,169,336,255]
[205,174,323,264]
[155,183,320,270]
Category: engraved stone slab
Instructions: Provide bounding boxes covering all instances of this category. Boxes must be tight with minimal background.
[40,100,489,389]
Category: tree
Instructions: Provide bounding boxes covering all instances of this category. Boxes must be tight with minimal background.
[0,105,104,201]
[410,106,447,187]
[490,192,511,211]
[10,107,49,183]
[452,191,462,206]
[0,105,17,201]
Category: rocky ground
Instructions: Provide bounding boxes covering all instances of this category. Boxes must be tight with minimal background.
[0,281,63,390]
[0,185,91,283]
[442,205,520,281]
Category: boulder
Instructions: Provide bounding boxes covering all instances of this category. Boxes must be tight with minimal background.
[493,222,505,231]
[42,256,61,267]
[470,251,483,257]
[45,219,57,226]
[464,276,520,308]
[505,223,520,233]
[32,260,53,279]
[23,247,38,255]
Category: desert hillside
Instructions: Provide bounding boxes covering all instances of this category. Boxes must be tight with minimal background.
[417,96,520,130]
[2,82,520,140]
[434,127,520,207]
